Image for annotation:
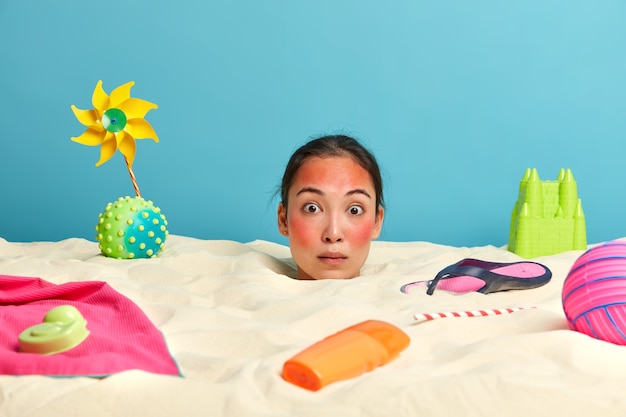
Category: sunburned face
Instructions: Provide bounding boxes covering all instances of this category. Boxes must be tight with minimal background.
[277,156,384,280]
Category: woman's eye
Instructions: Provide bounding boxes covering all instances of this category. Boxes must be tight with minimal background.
[348,205,364,215]
[303,203,320,213]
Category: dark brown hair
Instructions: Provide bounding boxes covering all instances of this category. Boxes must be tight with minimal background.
[280,135,384,211]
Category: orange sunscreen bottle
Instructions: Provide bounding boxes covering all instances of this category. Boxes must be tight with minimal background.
[282,320,410,391]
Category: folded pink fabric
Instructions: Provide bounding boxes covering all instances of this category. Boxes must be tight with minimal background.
[0,275,180,377]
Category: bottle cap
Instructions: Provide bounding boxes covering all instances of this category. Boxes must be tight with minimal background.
[349,320,410,361]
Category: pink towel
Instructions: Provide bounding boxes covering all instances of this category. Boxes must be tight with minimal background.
[0,275,181,377]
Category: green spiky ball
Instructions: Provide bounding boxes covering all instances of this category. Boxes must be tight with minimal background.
[95,196,169,259]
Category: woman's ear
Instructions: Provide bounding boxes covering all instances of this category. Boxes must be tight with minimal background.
[371,206,385,240]
[277,203,289,236]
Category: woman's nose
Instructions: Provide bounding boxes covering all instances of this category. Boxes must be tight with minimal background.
[323,215,343,242]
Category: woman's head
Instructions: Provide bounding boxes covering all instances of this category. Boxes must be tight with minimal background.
[277,135,385,280]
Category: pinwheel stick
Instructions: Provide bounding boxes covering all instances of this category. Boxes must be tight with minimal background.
[124,157,142,197]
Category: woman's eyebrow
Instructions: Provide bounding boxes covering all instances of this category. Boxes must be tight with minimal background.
[346,189,372,199]
[296,187,324,196]
[296,187,372,199]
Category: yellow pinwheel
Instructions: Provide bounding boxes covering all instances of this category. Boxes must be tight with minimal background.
[71,80,159,167]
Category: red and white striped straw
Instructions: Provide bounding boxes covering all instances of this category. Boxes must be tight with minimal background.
[414,306,535,322]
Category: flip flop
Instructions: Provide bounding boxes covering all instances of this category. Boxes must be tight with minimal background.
[400,258,552,295]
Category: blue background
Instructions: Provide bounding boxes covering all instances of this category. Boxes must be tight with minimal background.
[1,1,625,247]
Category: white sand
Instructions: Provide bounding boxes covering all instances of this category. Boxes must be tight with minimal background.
[2,235,626,417]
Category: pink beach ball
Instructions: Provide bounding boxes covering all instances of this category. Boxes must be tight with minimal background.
[562,241,626,345]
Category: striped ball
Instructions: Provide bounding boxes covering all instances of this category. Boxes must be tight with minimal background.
[562,241,626,345]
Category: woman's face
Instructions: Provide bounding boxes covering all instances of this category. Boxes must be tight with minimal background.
[277,155,384,280]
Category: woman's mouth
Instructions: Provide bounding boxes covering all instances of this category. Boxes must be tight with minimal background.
[318,253,348,265]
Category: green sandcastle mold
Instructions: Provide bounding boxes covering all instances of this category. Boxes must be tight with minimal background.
[508,168,587,258]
